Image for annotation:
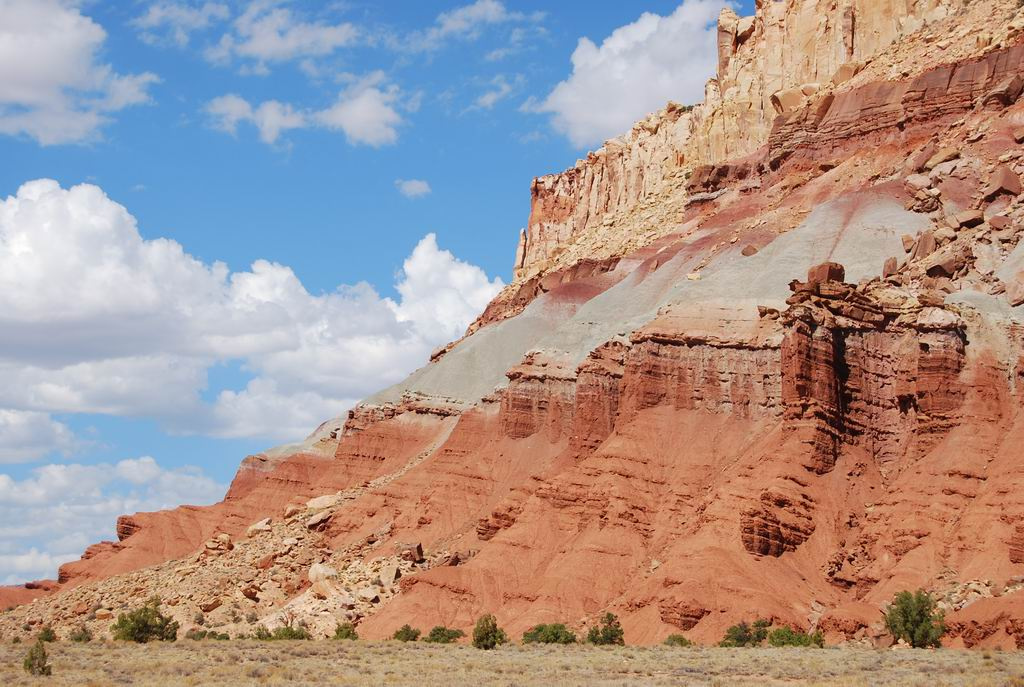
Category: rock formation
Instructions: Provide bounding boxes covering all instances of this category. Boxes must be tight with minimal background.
[6,0,1024,649]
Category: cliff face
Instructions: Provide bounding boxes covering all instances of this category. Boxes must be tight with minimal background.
[6,0,1024,649]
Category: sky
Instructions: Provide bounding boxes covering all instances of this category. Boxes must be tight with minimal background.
[0,0,753,583]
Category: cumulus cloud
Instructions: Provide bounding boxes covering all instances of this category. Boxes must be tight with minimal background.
[0,456,224,582]
[132,1,230,47]
[528,0,726,148]
[0,179,504,453]
[395,179,431,199]
[205,0,357,70]
[0,411,75,464]
[0,0,160,144]
[206,72,406,147]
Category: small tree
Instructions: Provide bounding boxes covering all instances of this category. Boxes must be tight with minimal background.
[719,619,770,647]
[36,626,56,642]
[23,639,51,676]
[767,627,824,648]
[664,634,693,647]
[270,625,310,640]
[884,590,945,648]
[472,614,507,650]
[424,626,465,644]
[333,622,359,640]
[68,625,93,643]
[522,623,577,644]
[392,624,421,642]
[586,613,624,646]
[111,597,179,643]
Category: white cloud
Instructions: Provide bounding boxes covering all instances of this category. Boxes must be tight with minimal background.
[206,0,357,70]
[0,411,75,464]
[0,179,503,451]
[206,72,405,147]
[473,74,522,110]
[405,0,542,52]
[395,179,431,199]
[0,457,225,582]
[315,72,403,146]
[206,94,305,144]
[0,0,160,145]
[132,1,230,47]
[528,0,726,148]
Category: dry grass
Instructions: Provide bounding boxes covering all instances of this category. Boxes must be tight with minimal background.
[1,640,1023,686]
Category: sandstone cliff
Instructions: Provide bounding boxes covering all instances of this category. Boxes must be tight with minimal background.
[6,0,1024,650]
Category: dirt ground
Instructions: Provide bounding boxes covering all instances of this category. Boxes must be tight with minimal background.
[3,641,1024,686]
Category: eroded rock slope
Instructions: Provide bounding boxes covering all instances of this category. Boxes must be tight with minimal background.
[6,0,1024,649]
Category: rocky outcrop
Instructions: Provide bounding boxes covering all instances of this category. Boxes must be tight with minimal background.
[7,0,1024,650]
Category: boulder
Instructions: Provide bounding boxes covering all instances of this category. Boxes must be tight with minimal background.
[901,234,916,252]
[883,257,899,278]
[954,209,985,228]
[356,587,380,603]
[910,231,937,260]
[983,165,1022,200]
[924,147,959,170]
[378,563,402,588]
[989,215,1012,230]
[306,510,332,530]
[1013,127,1024,144]
[283,504,302,519]
[397,542,425,563]
[741,244,759,257]
[306,494,342,511]
[246,518,272,537]
[199,598,222,613]
[807,262,845,285]
[308,562,339,584]
[982,75,1024,109]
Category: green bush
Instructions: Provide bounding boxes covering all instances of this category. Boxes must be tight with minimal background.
[68,625,93,643]
[664,634,694,647]
[586,613,624,646]
[884,590,945,648]
[719,619,770,647]
[269,625,310,640]
[185,628,229,641]
[424,626,465,644]
[522,623,577,644]
[111,598,179,643]
[767,626,824,648]
[252,625,272,640]
[333,622,359,640]
[23,639,51,676]
[392,624,421,642]
[36,626,56,642]
[472,614,507,650]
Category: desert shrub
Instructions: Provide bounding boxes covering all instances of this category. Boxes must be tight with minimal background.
[270,625,310,640]
[719,619,770,647]
[111,597,179,643]
[23,639,51,676]
[392,624,421,642]
[767,627,824,648]
[586,613,625,646]
[472,614,508,650]
[245,611,259,624]
[252,625,272,640]
[68,625,93,643]
[12,636,21,644]
[424,626,465,644]
[333,622,359,640]
[522,623,577,644]
[664,634,694,647]
[185,628,229,641]
[884,590,945,648]
[193,612,205,626]
[36,626,56,642]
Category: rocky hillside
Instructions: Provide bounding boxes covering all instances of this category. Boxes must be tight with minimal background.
[5,0,1024,649]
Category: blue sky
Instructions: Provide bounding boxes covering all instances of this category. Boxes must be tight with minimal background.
[0,0,752,582]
